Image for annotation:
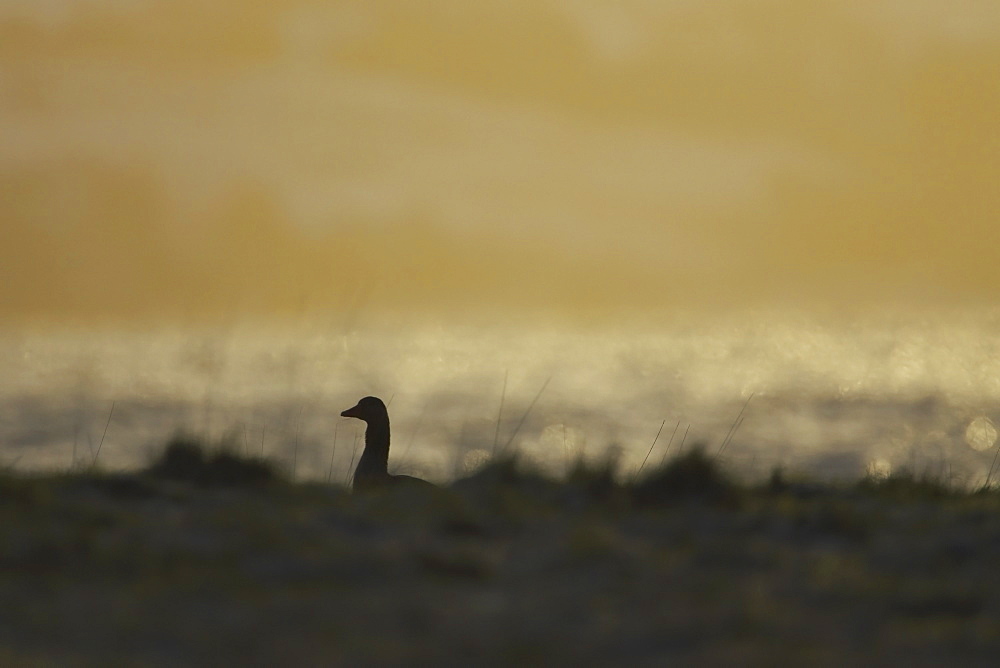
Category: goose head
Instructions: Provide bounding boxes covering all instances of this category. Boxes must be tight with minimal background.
[340,396,388,423]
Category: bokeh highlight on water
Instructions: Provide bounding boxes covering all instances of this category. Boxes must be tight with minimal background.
[2,311,999,485]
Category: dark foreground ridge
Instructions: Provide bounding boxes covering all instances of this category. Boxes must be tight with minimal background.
[0,440,998,665]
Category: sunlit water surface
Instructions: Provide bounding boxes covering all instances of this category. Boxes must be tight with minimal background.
[2,311,1000,485]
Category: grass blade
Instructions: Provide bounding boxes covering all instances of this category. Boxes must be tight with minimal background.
[638,420,666,476]
[985,442,1000,489]
[492,370,508,456]
[346,432,360,485]
[716,393,754,458]
[293,406,304,479]
[92,401,116,467]
[327,422,339,484]
[659,420,682,465]
[501,376,552,454]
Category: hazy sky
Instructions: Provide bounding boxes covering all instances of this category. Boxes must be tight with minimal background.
[2,1,999,322]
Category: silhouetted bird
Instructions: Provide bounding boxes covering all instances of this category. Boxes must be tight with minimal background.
[340,396,435,492]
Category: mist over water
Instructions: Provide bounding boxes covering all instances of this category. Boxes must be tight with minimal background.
[3,310,999,485]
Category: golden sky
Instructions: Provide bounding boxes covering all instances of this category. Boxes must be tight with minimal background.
[2,1,999,322]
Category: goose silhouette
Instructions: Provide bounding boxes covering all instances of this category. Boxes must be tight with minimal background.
[340,396,435,492]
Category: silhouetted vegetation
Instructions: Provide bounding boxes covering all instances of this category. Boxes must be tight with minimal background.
[857,467,958,500]
[145,434,281,487]
[632,446,737,505]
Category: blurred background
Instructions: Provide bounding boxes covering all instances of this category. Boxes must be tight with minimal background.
[2,1,1000,481]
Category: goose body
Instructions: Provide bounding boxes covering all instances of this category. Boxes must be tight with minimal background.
[340,396,434,492]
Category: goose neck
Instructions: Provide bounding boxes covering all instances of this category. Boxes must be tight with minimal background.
[355,417,391,480]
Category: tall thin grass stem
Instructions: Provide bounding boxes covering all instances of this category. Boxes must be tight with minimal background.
[327,422,339,484]
[293,406,303,479]
[679,424,690,452]
[501,376,552,454]
[638,420,666,476]
[716,393,754,458]
[985,442,1000,488]
[346,432,360,485]
[401,403,426,461]
[492,370,508,455]
[92,401,116,467]
[659,420,682,465]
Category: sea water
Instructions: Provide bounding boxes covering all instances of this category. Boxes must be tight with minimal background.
[2,310,999,485]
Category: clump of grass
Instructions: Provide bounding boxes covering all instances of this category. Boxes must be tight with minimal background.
[453,453,552,493]
[767,466,789,493]
[451,453,566,522]
[857,467,955,500]
[632,446,738,505]
[145,434,281,487]
[759,466,830,499]
[564,455,622,504]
